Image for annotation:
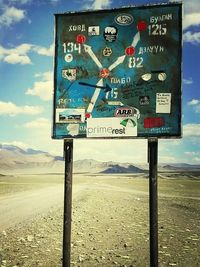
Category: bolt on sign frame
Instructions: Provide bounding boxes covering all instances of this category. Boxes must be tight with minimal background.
[52,2,182,140]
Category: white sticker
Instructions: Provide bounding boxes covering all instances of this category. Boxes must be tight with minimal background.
[64,53,73,62]
[62,69,76,81]
[87,117,137,138]
[156,93,171,113]
[67,124,79,136]
[107,101,123,106]
[56,108,85,123]
[88,26,100,36]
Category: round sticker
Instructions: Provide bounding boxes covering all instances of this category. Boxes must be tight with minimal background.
[99,68,109,78]
[158,72,167,81]
[141,73,152,81]
[115,14,133,26]
[65,54,73,62]
[85,113,91,119]
[76,34,86,44]
[137,21,148,31]
[125,46,135,56]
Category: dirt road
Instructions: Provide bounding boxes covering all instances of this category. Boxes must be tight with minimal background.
[0,174,199,267]
[0,184,63,230]
[0,179,148,230]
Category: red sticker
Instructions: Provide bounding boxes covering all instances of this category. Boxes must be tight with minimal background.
[144,117,164,128]
[125,46,135,56]
[137,21,148,31]
[99,68,109,78]
[76,34,86,44]
[85,113,91,119]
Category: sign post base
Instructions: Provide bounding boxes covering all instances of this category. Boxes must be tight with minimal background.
[148,138,158,267]
[63,139,73,267]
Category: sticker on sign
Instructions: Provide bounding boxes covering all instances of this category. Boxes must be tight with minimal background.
[87,117,137,138]
[56,108,85,123]
[156,93,171,113]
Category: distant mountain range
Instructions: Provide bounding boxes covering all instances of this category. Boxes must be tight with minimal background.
[0,144,200,174]
[0,144,64,173]
[162,163,200,171]
[73,159,145,174]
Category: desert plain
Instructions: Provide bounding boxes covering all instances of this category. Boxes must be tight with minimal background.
[0,171,199,267]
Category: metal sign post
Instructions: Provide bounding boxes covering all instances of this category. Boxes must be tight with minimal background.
[63,139,73,267]
[148,138,158,267]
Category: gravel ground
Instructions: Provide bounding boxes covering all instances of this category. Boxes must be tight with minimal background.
[0,174,199,267]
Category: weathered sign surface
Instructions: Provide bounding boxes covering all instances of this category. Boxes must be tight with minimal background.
[53,3,182,139]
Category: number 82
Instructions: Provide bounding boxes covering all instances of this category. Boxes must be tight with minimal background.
[128,57,143,68]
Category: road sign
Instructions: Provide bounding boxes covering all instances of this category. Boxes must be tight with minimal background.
[52,3,182,139]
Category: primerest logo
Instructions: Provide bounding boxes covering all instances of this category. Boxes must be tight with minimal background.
[87,117,137,138]
[87,125,126,136]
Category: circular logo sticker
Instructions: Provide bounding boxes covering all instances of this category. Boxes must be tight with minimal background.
[115,14,133,26]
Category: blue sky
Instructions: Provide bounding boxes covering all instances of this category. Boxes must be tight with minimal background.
[0,0,200,164]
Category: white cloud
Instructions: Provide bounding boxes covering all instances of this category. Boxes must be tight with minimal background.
[183,77,193,85]
[33,43,54,57]
[187,99,200,113]
[4,53,32,64]
[74,139,147,163]
[188,99,200,106]
[0,43,53,65]
[19,118,63,156]
[184,151,200,163]
[193,157,200,162]
[184,1,200,14]
[12,43,32,54]
[176,0,200,32]
[0,6,26,27]
[184,151,199,156]
[160,139,182,148]
[194,105,200,113]
[34,71,52,80]
[0,43,33,64]
[0,101,43,116]
[24,118,50,129]
[159,155,177,163]
[183,13,200,30]
[26,71,53,101]
[183,31,200,44]
[84,0,112,9]
[183,124,200,137]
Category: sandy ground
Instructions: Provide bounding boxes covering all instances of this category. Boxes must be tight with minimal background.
[0,173,199,267]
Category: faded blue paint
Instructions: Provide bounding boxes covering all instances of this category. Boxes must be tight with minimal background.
[53,3,182,139]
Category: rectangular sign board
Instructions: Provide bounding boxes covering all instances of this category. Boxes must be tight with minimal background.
[52,3,182,139]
